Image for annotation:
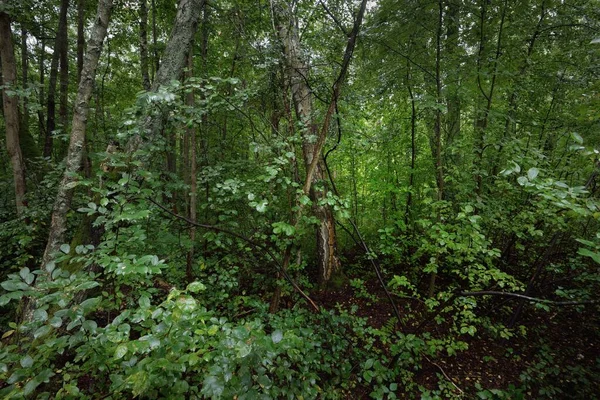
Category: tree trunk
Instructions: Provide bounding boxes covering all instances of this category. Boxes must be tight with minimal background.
[0,8,27,214]
[405,54,416,226]
[77,0,84,82]
[59,3,70,155]
[20,26,29,140]
[38,19,46,143]
[444,0,460,187]
[428,0,445,299]
[139,0,151,90]
[473,0,506,195]
[128,0,205,152]
[40,0,113,280]
[185,48,197,283]
[151,0,159,81]
[43,0,69,158]
[273,0,366,287]
[273,1,341,286]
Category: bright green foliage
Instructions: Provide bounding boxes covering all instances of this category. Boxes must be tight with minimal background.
[1,0,600,398]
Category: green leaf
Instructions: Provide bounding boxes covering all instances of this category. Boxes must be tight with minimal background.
[187,281,206,293]
[527,167,539,180]
[255,200,268,213]
[578,248,600,264]
[1,280,22,291]
[114,344,128,359]
[82,320,98,332]
[139,295,151,308]
[20,355,34,368]
[33,309,48,322]
[75,281,99,292]
[80,297,101,310]
[50,316,63,328]
[19,267,30,281]
[33,325,52,339]
[517,176,528,186]
[46,261,56,273]
[271,330,283,344]
[60,244,71,254]
[572,132,583,144]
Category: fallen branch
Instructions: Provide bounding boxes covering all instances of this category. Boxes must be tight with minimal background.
[458,290,600,306]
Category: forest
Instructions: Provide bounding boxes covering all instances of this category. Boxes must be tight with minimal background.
[0,0,599,398]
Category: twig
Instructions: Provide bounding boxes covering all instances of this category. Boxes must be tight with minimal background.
[147,198,319,311]
[423,354,464,395]
[458,290,600,306]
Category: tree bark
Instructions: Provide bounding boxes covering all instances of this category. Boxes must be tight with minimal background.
[428,0,445,299]
[444,0,460,177]
[20,26,29,140]
[43,0,69,158]
[405,53,416,226]
[40,0,113,278]
[128,0,205,152]
[273,1,341,286]
[273,0,366,287]
[139,0,151,90]
[151,0,159,81]
[185,48,197,283]
[59,2,70,150]
[0,7,27,214]
[77,0,84,82]
[38,19,46,143]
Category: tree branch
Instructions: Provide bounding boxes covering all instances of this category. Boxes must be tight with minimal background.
[458,290,600,306]
[147,198,319,311]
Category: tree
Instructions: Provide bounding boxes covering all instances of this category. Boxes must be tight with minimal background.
[0,3,26,214]
[272,0,367,287]
[43,0,69,159]
[36,0,114,302]
[127,0,204,152]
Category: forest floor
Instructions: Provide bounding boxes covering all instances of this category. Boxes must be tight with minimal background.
[310,272,600,399]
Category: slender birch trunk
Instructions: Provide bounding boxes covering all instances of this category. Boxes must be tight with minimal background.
[39,0,114,280]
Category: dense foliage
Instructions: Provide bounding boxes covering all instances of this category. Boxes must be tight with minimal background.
[1,0,599,398]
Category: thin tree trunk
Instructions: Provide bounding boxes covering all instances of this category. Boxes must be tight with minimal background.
[0,8,27,214]
[492,1,546,175]
[405,55,416,227]
[473,0,506,194]
[21,26,29,140]
[43,0,69,158]
[77,0,84,82]
[38,20,46,143]
[434,0,444,203]
[151,0,159,81]
[428,0,444,299]
[39,0,113,281]
[444,0,460,185]
[139,0,151,90]
[185,48,197,282]
[199,1,210,251]
[59,5,70,149]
